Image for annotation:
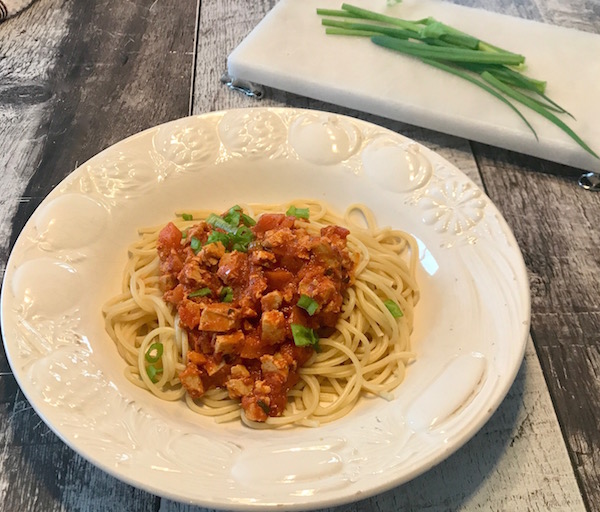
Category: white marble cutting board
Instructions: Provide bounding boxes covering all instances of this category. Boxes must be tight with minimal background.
[227,0,600,172]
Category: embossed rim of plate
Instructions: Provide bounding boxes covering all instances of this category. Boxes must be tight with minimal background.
[1,108,530,511]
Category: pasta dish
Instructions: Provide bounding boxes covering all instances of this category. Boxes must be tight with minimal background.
[103,201,419,427]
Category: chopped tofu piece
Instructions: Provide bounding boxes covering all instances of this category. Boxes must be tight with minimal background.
[199,303,241,332]
[214,331,245,355]
[179,363,205,398]
[260,310,287,344]
[204,358,226,376]
[231,364,250,379]
[243,400,269,422]
[260,353,290,380]
[298,272,337,308]
[226,364,253,398]
[253,380,272,395]
[261,227,294,249]
[250,250,276,267]
[187,351,207,366]
[217,251,248,285]
[177,299,204,329]
[177,260,202,286]
[227,379,253,398]
[198,241,225,267]
[178,259,215,288]
[261,290,283,311]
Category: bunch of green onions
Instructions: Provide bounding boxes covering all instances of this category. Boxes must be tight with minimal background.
[317,3,598,159]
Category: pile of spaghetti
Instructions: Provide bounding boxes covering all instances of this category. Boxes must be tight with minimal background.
[103,201,419,428]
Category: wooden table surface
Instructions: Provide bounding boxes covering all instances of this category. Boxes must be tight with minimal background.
[1,0,598,510]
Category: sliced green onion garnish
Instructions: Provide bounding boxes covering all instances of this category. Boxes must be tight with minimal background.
[220,286,234,303]
[189,287,212,298]
[190,236,202,253]
[182,213,193,221]
[297,294,319,316]
[202,208,257,253]
[231,225,255,252]
[181,230,188,239]
[145,342,163,363]
[291,324,320,348]
[206,213,238,234]
[286,205,310,219]
[146,364,163,383]
[206,231,229,246]
[205,225,255,253]
[241,213,256,226]
[383,299,404,318]
[223,205,242,227]
[235,225,253,238]
[235,228,253,246]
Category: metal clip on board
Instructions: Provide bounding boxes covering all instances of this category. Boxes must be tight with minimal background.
[220,73,265,99]
[579,172,600,191]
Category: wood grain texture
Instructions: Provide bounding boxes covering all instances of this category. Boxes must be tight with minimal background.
[0,0,197,509]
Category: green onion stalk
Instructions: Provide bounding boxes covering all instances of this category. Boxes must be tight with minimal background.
[317,3,598,159]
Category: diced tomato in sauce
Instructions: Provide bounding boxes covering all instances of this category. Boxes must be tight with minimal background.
[157,209,355,422]
[265,269,294,291]
[157,222,182,258]
[253,213,295,235]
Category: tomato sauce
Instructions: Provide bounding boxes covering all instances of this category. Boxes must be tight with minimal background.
[157,209,356,422]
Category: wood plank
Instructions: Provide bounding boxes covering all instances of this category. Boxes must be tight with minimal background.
[537,331,600,510]
[0,0,198,509]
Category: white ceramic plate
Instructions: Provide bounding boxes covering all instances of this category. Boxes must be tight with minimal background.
[1,108,530,510]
